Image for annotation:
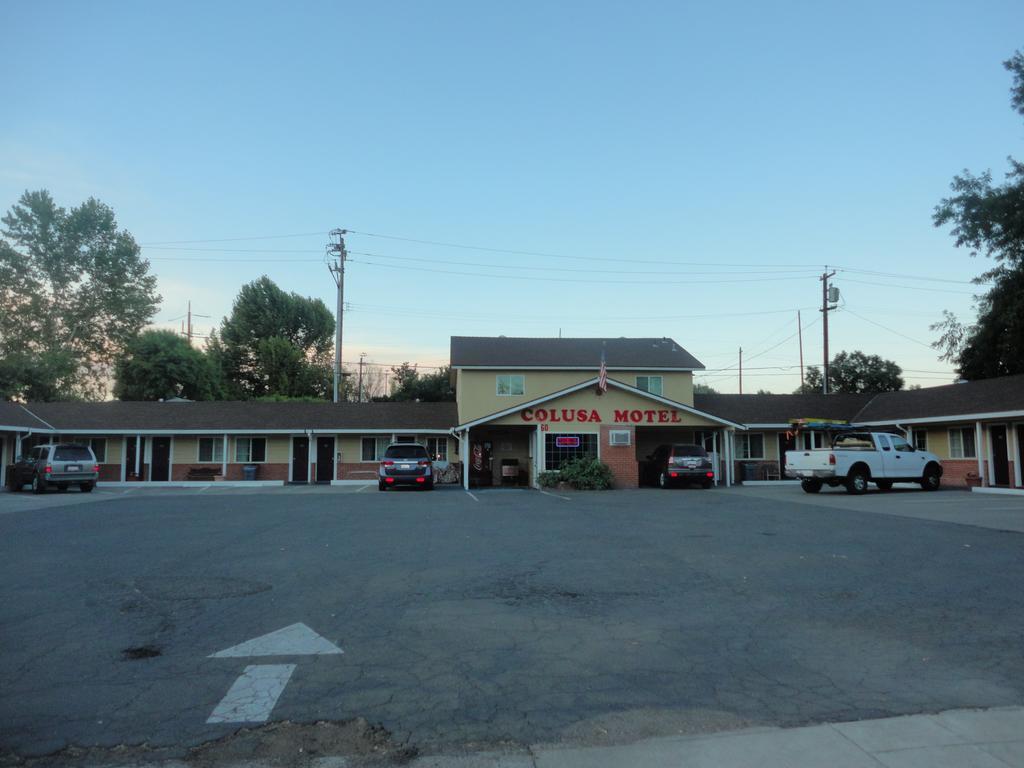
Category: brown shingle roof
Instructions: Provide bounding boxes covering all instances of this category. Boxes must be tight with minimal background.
[0,402,55,432]
[852,375,1024,422]
[694,393,871,425]
[22,401,458,432]
[451,336,704,369]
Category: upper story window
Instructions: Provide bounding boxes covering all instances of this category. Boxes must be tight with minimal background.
[635,375,663,396]
[496,374,525,396]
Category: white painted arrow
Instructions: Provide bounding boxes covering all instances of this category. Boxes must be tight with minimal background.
[207,623,343,724]
[209,622,344,658]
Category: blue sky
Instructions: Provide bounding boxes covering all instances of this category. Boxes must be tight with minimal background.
[2,1,1022,393]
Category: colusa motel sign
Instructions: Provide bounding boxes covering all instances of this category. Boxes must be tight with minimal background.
[520,407,687,424]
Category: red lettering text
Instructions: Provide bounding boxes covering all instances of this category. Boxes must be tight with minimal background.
[522,409,534,421]
[629,410,642,422]
[614,409,630,423]
[671,411,682,423]
[535,409,548,421]
[589,409,601,422]
[657,410,669,423]
[644,410,656,422]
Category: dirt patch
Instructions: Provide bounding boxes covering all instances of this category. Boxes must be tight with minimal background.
[556,707,754,747]
[121,645,162,660]
[188,719,416,767]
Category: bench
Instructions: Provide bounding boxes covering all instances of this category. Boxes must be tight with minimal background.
[186,466,219,482]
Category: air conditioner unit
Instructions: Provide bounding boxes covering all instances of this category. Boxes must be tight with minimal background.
[609,429,632,446]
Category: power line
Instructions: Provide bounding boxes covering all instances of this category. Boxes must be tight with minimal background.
[140,231,326,245]
[838,307,934,349]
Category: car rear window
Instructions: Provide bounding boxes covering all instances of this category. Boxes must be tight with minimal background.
[54,446,93,461]
[672,444,707,457]
[384,445,429,459]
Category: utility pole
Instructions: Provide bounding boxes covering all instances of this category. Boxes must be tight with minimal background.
[358,353,366,403]
[820,268,837,394]
[797,310,805,390]
[738,347,743,395]
[327,230,347,403]
[180,301,209,345]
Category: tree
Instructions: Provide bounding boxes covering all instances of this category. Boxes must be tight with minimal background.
[796,351,904,394]
[207,277,334,399]
[379,362,455,402]
[113,330,223,400]
[0,190,160,400]
[693,383,719,394]
[931,51,1024,379]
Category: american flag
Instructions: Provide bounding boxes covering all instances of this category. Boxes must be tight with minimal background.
[597,349,608,394]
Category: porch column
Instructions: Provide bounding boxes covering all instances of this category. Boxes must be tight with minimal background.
[723,429,731,486]
[135,434,142,478]
[1012,424,1022,488]
[712,430,720,487]
[333,434,339,482]
[1,435,7,490]
[120,437,126,482]
[221,434,229,478]
[168,437,175,482]
[976,421,985,486]
[460,431,470,490]
[533,424,542,489]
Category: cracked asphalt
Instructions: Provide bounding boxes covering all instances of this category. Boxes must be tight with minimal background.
[1,484,1023,761]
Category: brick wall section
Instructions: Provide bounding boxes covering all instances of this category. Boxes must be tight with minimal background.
[338,462,379,481]
[171,463,222,481]
[600,425,638,488]
[222,463,289,481]
[941,459,984,487]
[98,464,120,482]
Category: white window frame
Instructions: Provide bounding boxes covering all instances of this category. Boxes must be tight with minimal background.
[496,374,525,396]
[425,437,448,461]
[234,437,267,463]
[635,375,663,396]
[198,437,225,463]
[361,436,390,462]
[736,432,765,460]
[949,427,976,459]
[913,430,928,451]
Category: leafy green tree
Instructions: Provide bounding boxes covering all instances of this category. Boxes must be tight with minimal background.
[207,277,334,399]
[931,51,1024,378]
[113,330,223,400]
[796,351,904,394]
[380,363,454,402]
[0,190,159,400]
[693,383,719,394]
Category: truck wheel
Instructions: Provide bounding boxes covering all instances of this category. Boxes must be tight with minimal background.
[846,469,869,495]
[801,479,822,494]
[658,472,670,489]
[920,467,941,491]
[875,480,893,491]
[32,474,46,494]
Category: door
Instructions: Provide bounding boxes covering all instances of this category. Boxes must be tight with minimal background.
[315,437,334,483]
[125,437,139,480]
[292,437,309,483]
[778,432,795,478]
[151,437,171,482]
[991,426,1010,486]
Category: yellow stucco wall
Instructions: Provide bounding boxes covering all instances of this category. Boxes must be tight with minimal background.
[456,369,694,423]
[485,385,718,428]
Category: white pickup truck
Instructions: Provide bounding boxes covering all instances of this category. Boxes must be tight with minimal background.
[785,431,943,494]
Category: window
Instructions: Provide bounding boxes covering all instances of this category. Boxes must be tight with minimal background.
[736,433,764,459]
[394,434,416,443]
[544,433,598,470]
[88,438,106,463]
[426,437,448,461]
[693,431,715,452]
[801,432,825,449]
[54,445,93,462]
[235,437,266,463]
[496,374,525,396]
[361,436,390,461]
[913,431,928,451]
[384,444,429,459]
[891,435,914,453]
[949,427,976,459]
[635,375,663,396]
[198,437,224,463]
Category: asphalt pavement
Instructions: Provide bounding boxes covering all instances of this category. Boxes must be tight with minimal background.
[1,484,1022,765]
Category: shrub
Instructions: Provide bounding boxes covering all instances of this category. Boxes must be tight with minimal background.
[538,470,562,488]
[557,457,615,490]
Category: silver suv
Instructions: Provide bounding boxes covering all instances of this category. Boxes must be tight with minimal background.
[9,443,99,494]
[378,443,434,491]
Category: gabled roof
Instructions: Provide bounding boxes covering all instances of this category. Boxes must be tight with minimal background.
[0,402,55,432]
[19,401,458,433]
[694,393,871,425]
[457,377,744,430]
[450,336,704,370]
[852,374,1024,423]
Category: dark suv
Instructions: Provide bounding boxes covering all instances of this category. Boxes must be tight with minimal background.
[378,443,434,491]
[9,443,99,494]
[643,443,714,489]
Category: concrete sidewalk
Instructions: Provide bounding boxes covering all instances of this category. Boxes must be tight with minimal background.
[409,706,1024,767]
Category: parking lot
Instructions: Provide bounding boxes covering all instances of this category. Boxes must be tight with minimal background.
[2,483,1023,763]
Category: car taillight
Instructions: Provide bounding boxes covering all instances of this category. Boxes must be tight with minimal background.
[417,460,430,466]
[416,477,425,483]
[44,465,52,474]
[669,472,678,478]
[829,453,836,465]
[382,460,394,466]
[385,477,395,483]
[706,471,714,477]
[92,465,100,472]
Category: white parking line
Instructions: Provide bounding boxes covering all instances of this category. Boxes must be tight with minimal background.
[355,483,371,493]
[207,663,296,723]
[465,490,479,502]
[539,489,572,501]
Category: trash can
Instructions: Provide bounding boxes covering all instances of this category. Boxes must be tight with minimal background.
[243,464,258,481]
[741,462,759,482]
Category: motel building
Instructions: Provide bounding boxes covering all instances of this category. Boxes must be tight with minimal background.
[2,335,1024,492]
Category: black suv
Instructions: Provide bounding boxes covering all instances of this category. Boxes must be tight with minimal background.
[643,443,714,489]
[8,443,99,494]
